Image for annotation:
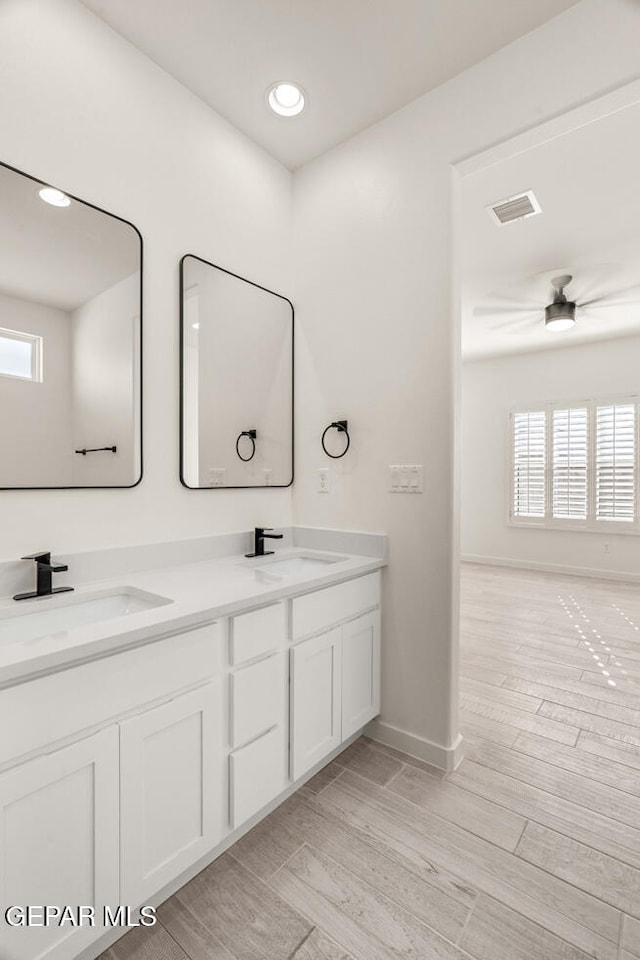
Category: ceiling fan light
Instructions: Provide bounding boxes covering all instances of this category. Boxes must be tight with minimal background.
[545,300,576,332]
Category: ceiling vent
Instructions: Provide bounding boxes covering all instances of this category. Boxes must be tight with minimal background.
[487,190,541,226]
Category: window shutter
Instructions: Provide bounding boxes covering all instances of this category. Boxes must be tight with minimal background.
[512,411,546,518]
[596,403,636,522]
[552,408,588,519]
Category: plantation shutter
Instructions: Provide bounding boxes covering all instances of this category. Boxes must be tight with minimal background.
[552,408,588,519]
[596,404,636,522]
[512,411,546,518]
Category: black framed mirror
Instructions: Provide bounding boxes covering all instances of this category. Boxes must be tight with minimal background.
[180,255,293,489]
[0,160,143,489]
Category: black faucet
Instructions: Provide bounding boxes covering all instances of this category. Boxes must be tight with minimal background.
[13,552,74,601]
[245,527,284,558]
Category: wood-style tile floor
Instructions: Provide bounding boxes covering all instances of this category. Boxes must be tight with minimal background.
[101,562,640,960]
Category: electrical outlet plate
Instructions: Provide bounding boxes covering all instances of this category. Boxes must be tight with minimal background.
[318,467,330,493]
[209,467,226,487]
[389,464,423,493]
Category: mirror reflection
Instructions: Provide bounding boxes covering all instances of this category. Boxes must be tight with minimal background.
[0,161,142,488]
[180,255,293,488]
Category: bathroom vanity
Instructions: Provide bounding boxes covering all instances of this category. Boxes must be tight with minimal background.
[0,545,383,960]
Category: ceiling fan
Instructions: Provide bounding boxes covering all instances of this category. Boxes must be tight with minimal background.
[472,268,640,334]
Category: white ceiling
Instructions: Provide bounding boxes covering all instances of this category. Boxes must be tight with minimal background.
[460,99,640,360]
[0,163,139,311]
[79,0,579,170]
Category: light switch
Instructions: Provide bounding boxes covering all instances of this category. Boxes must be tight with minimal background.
[388,464,423,493]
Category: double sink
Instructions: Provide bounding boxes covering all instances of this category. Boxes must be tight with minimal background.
[0,552,342,647]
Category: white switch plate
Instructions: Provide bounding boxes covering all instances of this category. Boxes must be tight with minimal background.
[389,465,423,493]
[318,467,330,493]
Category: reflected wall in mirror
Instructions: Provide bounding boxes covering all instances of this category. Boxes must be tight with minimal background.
[180,255,293,488]
[0,161,142,489]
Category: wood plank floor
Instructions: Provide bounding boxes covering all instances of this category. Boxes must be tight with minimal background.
[101,563,640,960]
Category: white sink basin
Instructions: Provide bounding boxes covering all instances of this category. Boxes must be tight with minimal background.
[250,554,343,577]
[0,588,172,646]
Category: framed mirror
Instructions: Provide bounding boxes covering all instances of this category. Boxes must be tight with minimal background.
[180,255,293,488]
[0,161,142,489]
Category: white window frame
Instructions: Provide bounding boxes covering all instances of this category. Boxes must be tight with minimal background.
[508,394,639,533]
[0,327,43,382]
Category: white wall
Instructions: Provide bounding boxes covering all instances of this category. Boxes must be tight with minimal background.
[0,292,73,487]
[0,0,293,557]
[71,273,140,487]
[292,0,640,764]
[462,335,640,578]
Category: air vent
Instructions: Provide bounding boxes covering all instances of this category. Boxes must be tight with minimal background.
[487,190,541,226]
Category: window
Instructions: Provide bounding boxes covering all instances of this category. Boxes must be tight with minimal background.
[0,328,42,382]
[552,407,588,520]
[511,398,638,528]
[596,403,635,522]
[512,411,545,518]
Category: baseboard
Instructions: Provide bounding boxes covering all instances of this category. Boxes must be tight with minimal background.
[461,553,640,584]
[365,719,464,772]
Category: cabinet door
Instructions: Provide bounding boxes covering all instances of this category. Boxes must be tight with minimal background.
[342,610,381,739]
[290,628,341,780]
[120,683,222,905]
[0,726,119,960]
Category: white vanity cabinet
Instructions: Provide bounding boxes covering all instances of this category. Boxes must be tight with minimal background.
[0,726,119,960]
[0,564,381,960]
[228,603,288,828]
[290,574,381,779]
[119,682,222,905]
[290,627,342,779]
[341,609,381,739]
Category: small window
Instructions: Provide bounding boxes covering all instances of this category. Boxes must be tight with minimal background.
[0,328,42,382]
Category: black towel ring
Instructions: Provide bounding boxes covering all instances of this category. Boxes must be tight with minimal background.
[236,429,257,462]
[321,420,350,459]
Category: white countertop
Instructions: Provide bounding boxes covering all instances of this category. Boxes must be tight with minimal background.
[0,548,385,688]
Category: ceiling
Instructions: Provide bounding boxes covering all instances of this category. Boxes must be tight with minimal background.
[80,0,579,170]
[460,98,640,360]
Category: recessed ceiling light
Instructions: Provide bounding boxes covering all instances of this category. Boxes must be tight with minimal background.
[267,81,306,117]
[191,322,200,330]
[39,187,71,207]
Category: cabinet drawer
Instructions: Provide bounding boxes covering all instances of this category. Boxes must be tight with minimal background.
[230,653,285,748]
[0,623,220,767]
[230,602,285,665]
[230,726,285,828]
[291,572,380,640]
